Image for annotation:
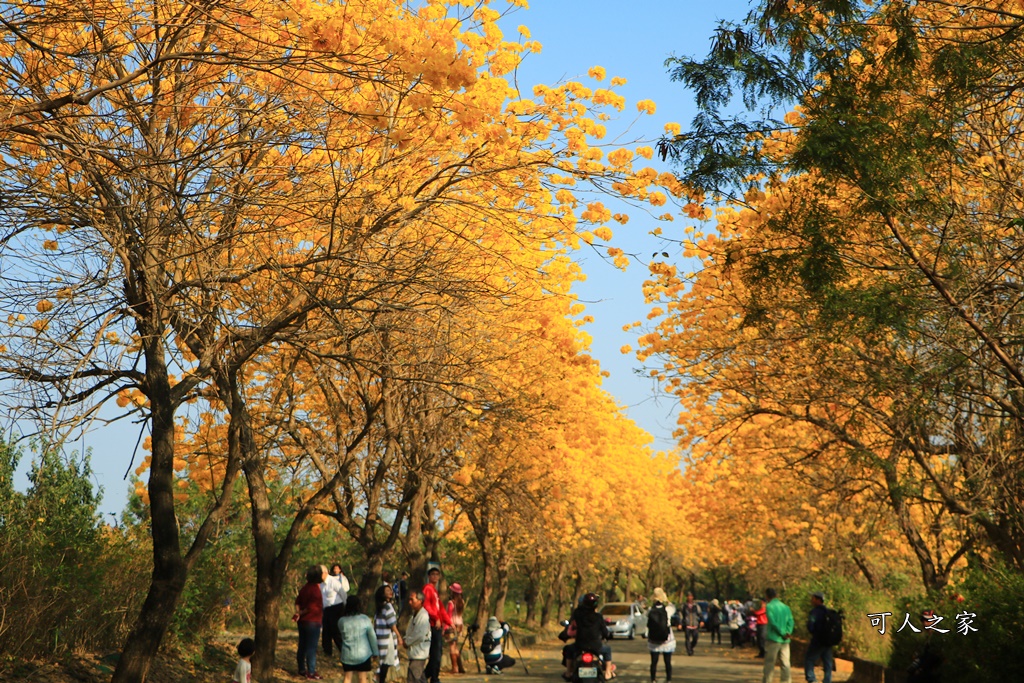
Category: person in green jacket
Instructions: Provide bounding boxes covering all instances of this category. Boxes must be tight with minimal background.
[762,588,794,683]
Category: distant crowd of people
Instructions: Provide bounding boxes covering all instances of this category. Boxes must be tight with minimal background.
[229,564,489,683]
[228,568,842,683]
[636,588,838,683]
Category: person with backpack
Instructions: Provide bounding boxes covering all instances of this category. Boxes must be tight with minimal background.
[707,599,723,645]
[646,588,676,683]
[805,592,838,683]
[480,616,514,674]
[564,593,614,681]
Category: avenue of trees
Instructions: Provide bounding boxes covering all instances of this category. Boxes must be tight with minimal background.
[636,0,1024,677]
[8,0,1024,681]
[0,0,696,681]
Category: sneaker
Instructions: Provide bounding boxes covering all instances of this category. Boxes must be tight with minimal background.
[308,674,323,680]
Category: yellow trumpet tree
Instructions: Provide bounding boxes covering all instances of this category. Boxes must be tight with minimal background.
[654,0,1024,586]
[0,0,686,678]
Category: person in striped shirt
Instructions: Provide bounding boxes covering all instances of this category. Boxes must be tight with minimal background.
[375,584,405,683]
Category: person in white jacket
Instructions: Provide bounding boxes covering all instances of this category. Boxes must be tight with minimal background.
[405,591,431,683]
[322,564,350,656]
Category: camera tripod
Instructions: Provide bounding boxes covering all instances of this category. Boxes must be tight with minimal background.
[459,625,482,673]
[504,628,531,676]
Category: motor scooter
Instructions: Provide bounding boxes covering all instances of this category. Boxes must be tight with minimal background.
[573,650,606,683]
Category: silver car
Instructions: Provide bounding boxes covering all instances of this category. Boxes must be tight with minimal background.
[600,602,647,639]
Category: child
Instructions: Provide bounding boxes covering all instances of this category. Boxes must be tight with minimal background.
[232,637,256,683]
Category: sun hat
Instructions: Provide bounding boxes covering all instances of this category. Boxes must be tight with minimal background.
[449,583,462,594]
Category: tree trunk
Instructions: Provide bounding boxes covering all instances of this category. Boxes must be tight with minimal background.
[645,557,659,596]
[571,570,583,608]
[883,446,947,590]
[493,543,511,621]
[524,557,541,628]
[475,545,494,627]
[112,344,243,682]
[112,349,185,683]
[404,477,431,587]
[233,367,339,682]
[607,567,620,602]
[540,561,564,627]
[358,551,386,606]
[852,552,877,589]
[669,572,683,603]
[247,462,286,682]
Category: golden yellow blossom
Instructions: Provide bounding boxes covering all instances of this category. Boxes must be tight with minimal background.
[636,99,656,115]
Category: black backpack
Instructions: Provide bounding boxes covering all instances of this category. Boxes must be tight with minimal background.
[822,608,843,647]
[481,631,497,654]
[647,604,670,643]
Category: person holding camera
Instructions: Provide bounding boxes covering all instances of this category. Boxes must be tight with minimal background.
[480,617,514,674]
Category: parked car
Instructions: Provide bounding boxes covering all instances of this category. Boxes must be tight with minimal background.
[600,602,647,639]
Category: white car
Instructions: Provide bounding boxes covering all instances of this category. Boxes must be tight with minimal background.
[600,602,647,639]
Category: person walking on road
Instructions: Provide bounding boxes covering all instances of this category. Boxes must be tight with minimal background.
[680,593,704,656]
[405,591,431,683]
[727,601,743,648]
[707,599,723,645]
[762,588,794,683]
[646,588,675,683]
[804,592,834,683]
[423,567,453,683]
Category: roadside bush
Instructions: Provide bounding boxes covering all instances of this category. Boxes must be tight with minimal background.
[888,562,1024,682]
[0,442,149,662]
[123,474,258,645]
[786,572,894,663]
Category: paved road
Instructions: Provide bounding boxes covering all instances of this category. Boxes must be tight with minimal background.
[441,631,850,683]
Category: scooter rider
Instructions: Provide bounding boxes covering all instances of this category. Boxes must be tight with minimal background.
[564,593,613,681]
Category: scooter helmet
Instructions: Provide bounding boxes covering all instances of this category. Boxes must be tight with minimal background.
[581,592,599,610]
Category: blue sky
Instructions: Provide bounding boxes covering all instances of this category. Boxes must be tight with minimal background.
[15,0,755,516]
[498,0,752,454]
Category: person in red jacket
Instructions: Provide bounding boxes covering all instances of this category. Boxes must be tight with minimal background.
[422,567,453,683]
[294,566,325,680]
[753,600,768,658]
